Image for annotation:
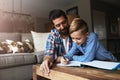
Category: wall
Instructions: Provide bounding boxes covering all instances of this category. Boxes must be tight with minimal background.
[0,0,92,32]
[91,0,120,38]
[35,0,92,32]
[77,0,92,31]
[34,17,49,32]
[64,0,92,32]
[0,10,34,33]
[93,10,107,48]
[91,0,120,57]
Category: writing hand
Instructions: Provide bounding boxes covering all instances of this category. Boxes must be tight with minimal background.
[60,56,69,64]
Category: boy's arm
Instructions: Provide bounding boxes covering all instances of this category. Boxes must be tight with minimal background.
[64,43,77,60]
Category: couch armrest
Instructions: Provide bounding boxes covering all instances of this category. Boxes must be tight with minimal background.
[33,51,45,64]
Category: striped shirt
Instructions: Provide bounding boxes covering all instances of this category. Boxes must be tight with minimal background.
[44,28,72,60]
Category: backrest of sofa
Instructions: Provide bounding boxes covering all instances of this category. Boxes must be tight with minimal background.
[0,33,33,42]
[0,33,21,41]
[21,33,33,42]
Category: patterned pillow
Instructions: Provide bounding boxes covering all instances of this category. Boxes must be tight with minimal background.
[0,41,10,54]
[0,39,34,54]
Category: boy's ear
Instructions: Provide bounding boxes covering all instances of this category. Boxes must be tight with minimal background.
[86,32,89,37]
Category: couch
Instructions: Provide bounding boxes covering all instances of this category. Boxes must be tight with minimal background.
[0,31,50,80]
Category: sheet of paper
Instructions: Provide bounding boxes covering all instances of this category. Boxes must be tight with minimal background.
[82,60,120,70]
[57,61,81,66]
[57,60,120,70]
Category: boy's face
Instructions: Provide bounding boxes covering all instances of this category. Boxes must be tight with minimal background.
[53,16,69,36]
[70,30,89,45]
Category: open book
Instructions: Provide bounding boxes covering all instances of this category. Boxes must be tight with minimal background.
[57,60,120,70]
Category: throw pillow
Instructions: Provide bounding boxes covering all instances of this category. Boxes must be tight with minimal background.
[0,41,10,54]
[1,39,34,54]
[31,31,50,52]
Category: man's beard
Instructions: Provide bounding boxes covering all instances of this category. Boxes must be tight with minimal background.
[59,27,69,36]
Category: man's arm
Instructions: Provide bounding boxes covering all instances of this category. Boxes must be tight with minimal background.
[43,55,54,64]
[40,55,54,75]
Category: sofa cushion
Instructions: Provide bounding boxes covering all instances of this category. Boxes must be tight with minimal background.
[31,31,50,52]
[0,53,36,68]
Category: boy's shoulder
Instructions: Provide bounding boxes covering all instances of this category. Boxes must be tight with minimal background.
[89,32,97,38]
[90,32,96,35]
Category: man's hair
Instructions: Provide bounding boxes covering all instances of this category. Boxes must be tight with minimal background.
[69,18,88,34]
[49,9,67,25]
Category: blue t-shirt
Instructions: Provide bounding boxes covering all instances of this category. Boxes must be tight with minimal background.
[64,32,117,62]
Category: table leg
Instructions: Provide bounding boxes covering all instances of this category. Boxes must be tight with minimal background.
[33,65,37,80]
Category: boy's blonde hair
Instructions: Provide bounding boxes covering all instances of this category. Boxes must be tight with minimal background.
[69,18,88,35]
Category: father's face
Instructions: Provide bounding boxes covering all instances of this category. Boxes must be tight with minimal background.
[53,16,69,36]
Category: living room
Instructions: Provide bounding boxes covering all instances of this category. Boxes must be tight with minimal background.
[0,0,120,80]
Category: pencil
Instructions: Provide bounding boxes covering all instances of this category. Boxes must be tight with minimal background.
[63,55,67,60]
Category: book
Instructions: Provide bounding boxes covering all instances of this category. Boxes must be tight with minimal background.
[57,60,120,70]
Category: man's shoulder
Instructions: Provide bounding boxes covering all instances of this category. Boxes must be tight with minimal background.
[50,29,58,35]
[48,29,60,38]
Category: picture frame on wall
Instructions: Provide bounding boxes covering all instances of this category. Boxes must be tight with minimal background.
[66,6,78,15]
[110,23,118,35]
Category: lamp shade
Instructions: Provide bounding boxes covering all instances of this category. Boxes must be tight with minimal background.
[67,14,80,24]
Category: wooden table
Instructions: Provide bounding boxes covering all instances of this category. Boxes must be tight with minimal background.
[33,64,120,80]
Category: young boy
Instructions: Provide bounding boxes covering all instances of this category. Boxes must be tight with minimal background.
[61,18,117,64]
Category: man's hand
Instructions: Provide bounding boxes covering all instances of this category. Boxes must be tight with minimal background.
[40,55,53,75]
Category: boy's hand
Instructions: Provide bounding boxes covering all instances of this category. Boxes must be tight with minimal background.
[60,56,69,64]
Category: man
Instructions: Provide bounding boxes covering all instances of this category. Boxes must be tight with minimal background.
[40,9,73,75]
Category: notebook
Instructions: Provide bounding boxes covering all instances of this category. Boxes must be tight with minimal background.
[57,60,120,70]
